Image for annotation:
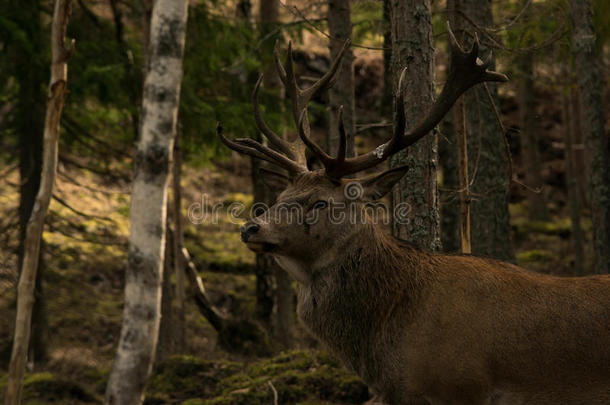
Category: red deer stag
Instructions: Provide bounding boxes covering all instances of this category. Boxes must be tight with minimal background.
[217,25,610,405]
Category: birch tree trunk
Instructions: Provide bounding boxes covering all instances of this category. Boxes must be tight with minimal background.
[4,1,73,404]
[569,0,610,274]
[104,0,189,403]
[327,0,355,157]
[389,0,440,251]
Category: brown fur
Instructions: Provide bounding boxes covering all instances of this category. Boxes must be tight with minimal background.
[244,172,610,404]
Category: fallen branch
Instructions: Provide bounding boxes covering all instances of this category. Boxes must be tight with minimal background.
[181,246,224,332]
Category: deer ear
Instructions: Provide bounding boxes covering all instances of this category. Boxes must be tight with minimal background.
[360,165,409,200]
[260,167,290,192]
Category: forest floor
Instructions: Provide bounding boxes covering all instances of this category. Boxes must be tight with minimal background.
[0,88,594,404]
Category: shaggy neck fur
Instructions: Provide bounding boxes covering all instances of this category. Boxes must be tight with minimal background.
[296,223,434,386]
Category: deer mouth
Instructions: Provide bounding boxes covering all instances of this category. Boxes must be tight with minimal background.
[245,242,278,253]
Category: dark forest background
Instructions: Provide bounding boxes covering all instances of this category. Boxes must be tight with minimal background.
[0,0,609,403]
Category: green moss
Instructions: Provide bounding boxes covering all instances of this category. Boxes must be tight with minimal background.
[19,372,99,404]
[246,351,313,377]
[146,355,241,401]
[202,350,368,405]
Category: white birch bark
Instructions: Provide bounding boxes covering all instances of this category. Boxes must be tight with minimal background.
[104,0,189,403]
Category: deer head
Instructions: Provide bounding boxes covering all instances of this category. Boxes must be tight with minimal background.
[217,23,507,278]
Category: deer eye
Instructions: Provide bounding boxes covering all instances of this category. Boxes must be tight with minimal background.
[310,200,328,211]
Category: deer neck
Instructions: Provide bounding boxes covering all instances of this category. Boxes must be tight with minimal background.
[293,224,427,377]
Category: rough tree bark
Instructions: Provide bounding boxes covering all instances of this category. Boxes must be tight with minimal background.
[327,0,355,157]
[256,0,296,347]
[4,1,73,404]
[439,110,460,253]
[462,0,513,261]
[389,0,440,251]
[569,0,609,274]
[450,0,471,254]
[518,50,549,221]
[172,131,186,351]
[562,87,584,276]
[104,0,189,403]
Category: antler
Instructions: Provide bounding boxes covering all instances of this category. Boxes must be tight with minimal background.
[310,22,508,179]
[216,39,351,175]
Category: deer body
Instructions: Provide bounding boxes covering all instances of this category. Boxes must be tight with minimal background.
[218,27,610,404]
[289,222,610,404]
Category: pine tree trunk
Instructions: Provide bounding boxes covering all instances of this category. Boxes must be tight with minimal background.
[4,1,73,403]
[172,132,186,350]
[389,0,440,251]
[570,87,589,211]
[462,0,514,261]
[381,0,392,122]
[327,0,355,157]
[569,0,610,274]
[109,0,140,139]
[518,50,549,221]
[256,0,295,347]
[439,110,460,253]
[104,0,189,403]
[562,89,585,276]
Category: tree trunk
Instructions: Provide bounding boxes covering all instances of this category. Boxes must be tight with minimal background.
[156,225,174,360]
[518,50,549,221]
[570,87,589,211]
[104,0,189,403]
[439,110,460,253]
[381,0,392,122]
[327,0,355,158]
[455,95,471,254]
[15,0,49,369]
[569,0,610,274]
[4,1,73,403]
[449,0,471,255]
[461,0,514,261]
[172,131,186,351]
[109,0,141,140]
[256,0,295,348]
[562,88,585,276]
[389,0,440,251]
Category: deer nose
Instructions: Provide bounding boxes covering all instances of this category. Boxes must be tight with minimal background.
[240,223,260,242]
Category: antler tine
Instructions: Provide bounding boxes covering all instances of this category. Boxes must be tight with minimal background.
[322,21,508,179]
[299,39,351,105]
[275,39,351,126]
[216,123,306,175]
[297,109,333,165]
[273,41,288,87]
[252,74,295,159]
